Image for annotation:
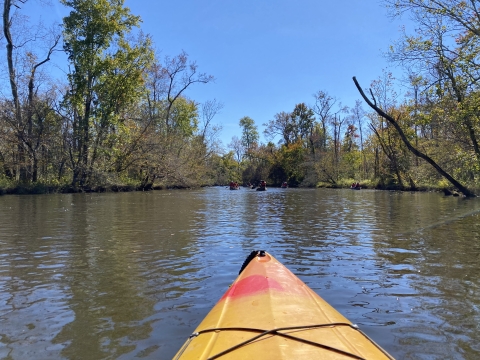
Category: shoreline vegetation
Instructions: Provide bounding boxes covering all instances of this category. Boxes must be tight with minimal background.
[0,180,470,197]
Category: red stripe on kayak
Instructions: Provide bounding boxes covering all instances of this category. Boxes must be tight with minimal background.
[220,275,284,300]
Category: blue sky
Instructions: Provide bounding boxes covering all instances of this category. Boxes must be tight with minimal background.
[44,0,409,149]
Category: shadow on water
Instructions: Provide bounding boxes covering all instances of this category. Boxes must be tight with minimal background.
[0,188,479,359]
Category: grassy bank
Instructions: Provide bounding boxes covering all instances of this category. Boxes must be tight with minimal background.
[315,178,476,196]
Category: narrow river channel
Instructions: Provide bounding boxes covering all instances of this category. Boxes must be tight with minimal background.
[0,187,479,359]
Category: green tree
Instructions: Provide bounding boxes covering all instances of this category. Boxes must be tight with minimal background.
[277,142,306,186]
[239,116,259,157]
[207,151,238,185]
[291,103,315,145]
[168,97,199,137]
[61,0,153,187]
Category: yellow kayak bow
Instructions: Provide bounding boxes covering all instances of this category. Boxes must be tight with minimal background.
[174,250,394,360]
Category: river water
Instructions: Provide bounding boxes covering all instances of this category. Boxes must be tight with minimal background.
[0,187,479,359]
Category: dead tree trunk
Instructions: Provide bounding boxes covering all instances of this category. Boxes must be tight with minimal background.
[353,76,476,197]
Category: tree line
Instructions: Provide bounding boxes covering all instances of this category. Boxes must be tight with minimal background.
[0,0,478,197]
[0,0,224,192]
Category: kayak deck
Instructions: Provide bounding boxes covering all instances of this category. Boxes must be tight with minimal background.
[174,251,394,359]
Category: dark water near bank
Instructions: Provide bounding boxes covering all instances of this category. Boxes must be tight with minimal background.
[0,187,479,359]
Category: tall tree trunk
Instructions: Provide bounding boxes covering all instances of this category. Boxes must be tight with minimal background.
[3,0,27,182]
[3,0,20,126]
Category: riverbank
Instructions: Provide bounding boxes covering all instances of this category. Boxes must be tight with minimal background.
[315,180,474,197]
[0,179,472,196]
[0,182,175,196]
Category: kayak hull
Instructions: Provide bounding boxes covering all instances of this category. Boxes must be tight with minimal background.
[174,252,393,359]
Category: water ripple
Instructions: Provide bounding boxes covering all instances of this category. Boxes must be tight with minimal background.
[0,189,479,359]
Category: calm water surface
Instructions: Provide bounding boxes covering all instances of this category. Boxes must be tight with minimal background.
[0,187,479,359]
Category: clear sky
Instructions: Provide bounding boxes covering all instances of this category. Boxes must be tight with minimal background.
[44,0,409,149]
